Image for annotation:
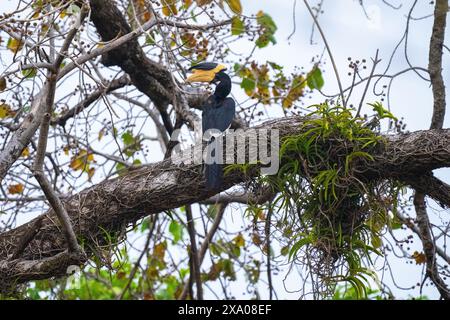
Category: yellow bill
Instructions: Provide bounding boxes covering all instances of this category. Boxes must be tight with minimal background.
[186,64,227,83]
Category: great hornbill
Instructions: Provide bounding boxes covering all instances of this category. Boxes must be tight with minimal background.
[186,62,236,190]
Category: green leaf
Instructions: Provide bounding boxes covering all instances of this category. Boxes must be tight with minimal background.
[255,11,277,48]
[280,246,289,256]
[121,131,134,145]
[256,12,277,34]
[371,235,382,249]
[22,68,37,79]
[231,245,241,257]
[207,204,219,218]
[7,37,23,53]
[268,61,283,71]
[145,33,156,45]
[231,16,245,35]
[140,218,150,232]
[233,233,245,247]
[210,243,222,256]
[369,102,398,121]
[115,162,126,172]
[169,220,183,244]
[240,77,256,95]
[289,236,313,261]
[307,67,324,90]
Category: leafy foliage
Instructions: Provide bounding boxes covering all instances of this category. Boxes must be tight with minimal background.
[234,61,324,107]
[255,11,277,48]
[251,103,404,298]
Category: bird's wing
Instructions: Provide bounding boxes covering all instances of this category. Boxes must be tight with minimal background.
[216,97,236,131]
[202,97,235,134]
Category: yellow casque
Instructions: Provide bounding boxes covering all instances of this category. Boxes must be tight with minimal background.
[186,64,227,83]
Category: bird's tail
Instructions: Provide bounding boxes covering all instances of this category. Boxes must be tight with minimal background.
[204,137,223,190]
[205,162,223,190]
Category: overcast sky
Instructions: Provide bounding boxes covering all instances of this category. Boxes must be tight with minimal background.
[1,0,449,299]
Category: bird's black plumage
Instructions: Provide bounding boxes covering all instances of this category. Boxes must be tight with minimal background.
[203,70,235,190]
[202,97,235,134]
[186,65,235,190]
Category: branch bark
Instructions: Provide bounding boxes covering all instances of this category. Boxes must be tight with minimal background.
[412,0,449,300]
[185,205,203,300]
[2,116,450,288]
[413,193,450,299]
[428,0,448,129]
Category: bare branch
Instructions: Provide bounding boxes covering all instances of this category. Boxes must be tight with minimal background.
[413,192,450,300]
[303,0,345,106]
[429,0,448,130]
[185,205,203,300]
[51,75,130,126]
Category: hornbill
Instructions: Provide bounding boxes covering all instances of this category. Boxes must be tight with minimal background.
[186,62,236,190]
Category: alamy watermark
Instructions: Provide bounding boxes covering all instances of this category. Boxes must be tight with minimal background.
[170,121,280,176]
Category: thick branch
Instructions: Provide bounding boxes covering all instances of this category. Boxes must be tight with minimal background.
[87,0,234,135]
[88,0,174,133]
[405,174,450,209]
[429,0,448,130]
[2,117,450,286]
[0,250,87,293]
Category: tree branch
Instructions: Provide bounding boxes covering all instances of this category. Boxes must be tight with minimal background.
[185,205,203,300]
[51,75,130,126]
[413,193,450,300]
[2,116,450,287]
[428,0,448,130]
[405,174,450,209]
[0,7,87,182]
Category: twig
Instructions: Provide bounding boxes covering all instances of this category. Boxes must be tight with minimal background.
[382,0,402,10]
[265,206,274,300]
[409,0,450,301]
[51,75,130,126]
[185,205,203,300]
[303,0,345,106]
[287,0,297,41]
[118,216,157,299]
[29,11,87,254]
[198,204,227,264]
[179,204,227,299]
[396,212,450,264]
[58,17,231,80]
[413,192,450,300]
[31,74,80,254]
[356,49,380,117]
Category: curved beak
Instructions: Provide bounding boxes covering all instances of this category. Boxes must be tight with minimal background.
[186,69,216,83]
[186,64,227,84]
